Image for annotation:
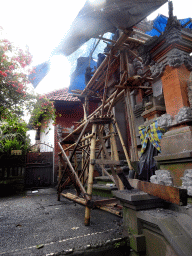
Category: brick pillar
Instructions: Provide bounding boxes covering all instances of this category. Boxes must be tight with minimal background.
[161,65,190,117]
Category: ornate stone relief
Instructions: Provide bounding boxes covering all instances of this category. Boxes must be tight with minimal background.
[181,169,192,196]
[133,58,143,75]
[150,62,165,78]
[157,113,173,128]
[150,170,173,186]
[150,50,192,78]
[175,106,192,123]
[157,107,192,129]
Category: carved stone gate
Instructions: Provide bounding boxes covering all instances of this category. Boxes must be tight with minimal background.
[25,143,53,188]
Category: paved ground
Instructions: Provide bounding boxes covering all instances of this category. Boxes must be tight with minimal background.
[0,188,125,256]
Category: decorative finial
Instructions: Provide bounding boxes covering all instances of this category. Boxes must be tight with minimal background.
[168,1,173,19]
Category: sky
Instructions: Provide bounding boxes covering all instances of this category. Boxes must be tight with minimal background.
[0,0,192,95]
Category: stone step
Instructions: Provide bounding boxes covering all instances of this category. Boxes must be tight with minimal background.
[94,175,114,184]
[92,183,117,198]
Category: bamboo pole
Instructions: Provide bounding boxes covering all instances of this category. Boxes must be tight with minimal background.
[81,138,85,184]
[57,121,90,199]
[124,51,138,161]
[101,53,112,116]
[113,118,133,170]
[97,129,120,188]
[61,89,125,144]
[84,138,89,186]
[101,146,105,176]
[107,71,127,115]
[58,142,87,197]
[63,134,94,152]
[58,156,62,201]
[82,31,131,96]
[109,122,124,190]
[85,124,97,226]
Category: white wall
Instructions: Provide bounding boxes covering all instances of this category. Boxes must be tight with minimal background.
[39,119,54,152]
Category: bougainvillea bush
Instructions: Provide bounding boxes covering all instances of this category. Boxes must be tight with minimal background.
[0,32,35,119]
[29,95,56,132]
[0,27,37,153]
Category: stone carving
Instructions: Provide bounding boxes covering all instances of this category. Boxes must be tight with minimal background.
[150,50,192,78]
[157,114,173,128]
[150,170,173,186]
[181,169,192,196]
[133,59,143,76]
[164,22,182,44]
[175,107,192,123]
[167,49,192,70]
[150,62,165,78]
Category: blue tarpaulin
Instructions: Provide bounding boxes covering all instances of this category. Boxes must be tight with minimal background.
[69,57,97,92]
[146,14,192,37]
[28,61,50,88]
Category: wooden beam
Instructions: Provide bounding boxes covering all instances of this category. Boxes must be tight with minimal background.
[128,179,188,206]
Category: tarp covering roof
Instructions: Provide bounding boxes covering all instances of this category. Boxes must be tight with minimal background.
[57,0,168,56]
[146,14,192,37]
[30,0,168,88]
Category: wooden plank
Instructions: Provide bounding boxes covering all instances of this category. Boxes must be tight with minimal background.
[128,179,188,206]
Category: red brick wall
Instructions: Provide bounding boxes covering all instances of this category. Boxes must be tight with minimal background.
[161,65,190,117]
[54,100,99,182]
[54,103,84,180]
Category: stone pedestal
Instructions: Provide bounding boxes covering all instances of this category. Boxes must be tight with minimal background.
[113,189,192,256]
[141,105,166,124]
[113,189,164,255]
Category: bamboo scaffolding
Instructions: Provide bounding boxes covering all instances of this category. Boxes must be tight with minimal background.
[101,53,112,116]
[85,124,97,226]
[109,122,124,190]
[61,89,125,144]
[124,51,139,161]
[57,30,145,225]
[113,117,133,170]
[58,143,87,197]
[97,129,120,188]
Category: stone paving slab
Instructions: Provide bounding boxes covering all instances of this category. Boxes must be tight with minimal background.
[0,188,125,256]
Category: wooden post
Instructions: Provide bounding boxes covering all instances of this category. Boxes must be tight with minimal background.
[85,124,97,226]
[109,122,124,190]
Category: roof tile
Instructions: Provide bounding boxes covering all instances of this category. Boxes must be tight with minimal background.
[45,88,80,102]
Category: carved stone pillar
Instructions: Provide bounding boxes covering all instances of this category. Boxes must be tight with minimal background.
[139,11,192,186]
